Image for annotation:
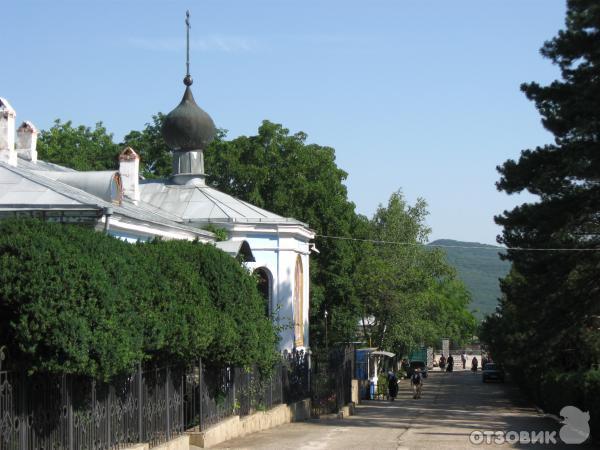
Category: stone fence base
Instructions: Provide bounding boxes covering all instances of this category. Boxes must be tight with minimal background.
[121,434,189,450]
[188,398,311,448]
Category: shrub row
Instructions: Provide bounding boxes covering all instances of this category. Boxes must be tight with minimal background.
[512,367,599,439]
[0,219,278,379]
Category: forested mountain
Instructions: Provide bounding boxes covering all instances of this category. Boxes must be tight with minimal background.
[428,239,510,318]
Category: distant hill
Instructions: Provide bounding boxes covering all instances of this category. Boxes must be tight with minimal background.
[428,239,510,319]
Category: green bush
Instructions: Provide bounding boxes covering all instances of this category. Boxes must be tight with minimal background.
[539,371,584,415]
[584,370,600,437]
[0,219,278,379]
[516,368,599,439]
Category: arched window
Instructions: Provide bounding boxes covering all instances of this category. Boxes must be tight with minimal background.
[254,267,271,317]
[294,255,304,347]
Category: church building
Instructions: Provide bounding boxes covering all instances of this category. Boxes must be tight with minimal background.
[0,65,314,350]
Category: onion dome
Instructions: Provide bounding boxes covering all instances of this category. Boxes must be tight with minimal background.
[161,81,216,151]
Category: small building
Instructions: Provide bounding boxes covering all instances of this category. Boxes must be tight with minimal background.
[0,88,314,351]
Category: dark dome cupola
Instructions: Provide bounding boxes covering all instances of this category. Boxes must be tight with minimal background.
[162,83,216,152]
[162,11,216,185]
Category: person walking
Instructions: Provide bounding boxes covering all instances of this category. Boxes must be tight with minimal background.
[482,355,488,369]
[446,355,454,372]
[387,370,399,401]
[439,354,446,370]
[471,356,478,371]
[461,353,467,369]
[411,368,423,399]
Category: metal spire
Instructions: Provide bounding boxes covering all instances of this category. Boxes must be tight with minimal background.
[184,10,193,86]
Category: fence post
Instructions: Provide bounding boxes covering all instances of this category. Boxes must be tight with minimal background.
[166,366,170,441]
[280,363,284,405]
[137,363,143,442]
[67,376,74,450]
[19,376,28,450]
[198,359,203,431]
[269,368,273,408]
[107,384,112,448]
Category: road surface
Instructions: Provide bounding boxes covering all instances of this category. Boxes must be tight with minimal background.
[208,368,595,449]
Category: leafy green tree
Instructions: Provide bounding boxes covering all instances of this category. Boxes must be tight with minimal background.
[37,120,120,171]
[484,0,600,373]
[356,191,476,356]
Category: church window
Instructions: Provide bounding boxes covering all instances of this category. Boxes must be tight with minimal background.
[294,255,304,347]
[254,267,271,317]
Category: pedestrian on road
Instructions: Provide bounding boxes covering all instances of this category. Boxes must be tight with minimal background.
[471,356,478,371]
[461,353,467,369]
[439,354,446,370]
[411,368,423,399]
[446,355,454,372]
[387,370,399,401]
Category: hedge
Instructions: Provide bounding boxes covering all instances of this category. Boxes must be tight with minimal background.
[0,219,278,379]
[513,368,600,439]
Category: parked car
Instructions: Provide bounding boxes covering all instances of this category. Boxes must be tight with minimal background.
[482,363,505,383]
[407,360,428,378]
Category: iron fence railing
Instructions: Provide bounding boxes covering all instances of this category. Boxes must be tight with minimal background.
[183,361,284,432]
[0,365,183,450]
[0,354,304,450]
[310,346,355,416]
[0,348,357,449]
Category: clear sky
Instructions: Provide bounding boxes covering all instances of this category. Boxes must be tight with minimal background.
[2,0,566,245]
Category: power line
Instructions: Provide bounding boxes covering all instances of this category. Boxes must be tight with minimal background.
[315,234,600,252]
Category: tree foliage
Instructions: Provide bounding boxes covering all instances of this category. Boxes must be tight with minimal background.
[37,120,120,171]
[482,0,600,375]
[356,192,476,355]
[0,219,278,379]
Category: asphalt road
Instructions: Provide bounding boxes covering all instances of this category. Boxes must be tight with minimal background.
[209,368,596,449]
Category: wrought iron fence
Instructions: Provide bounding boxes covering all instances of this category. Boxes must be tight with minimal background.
[0,364,185,450]
[310,346,355,416]
[0,351,316,450]
[282,349,310,404]
[183,361,284,432]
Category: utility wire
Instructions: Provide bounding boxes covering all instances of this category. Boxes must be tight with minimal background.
[315,234,600,252]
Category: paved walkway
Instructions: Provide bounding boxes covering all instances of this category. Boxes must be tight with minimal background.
[210,369,595,449]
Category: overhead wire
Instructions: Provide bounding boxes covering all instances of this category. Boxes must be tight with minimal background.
[315,234,600,252]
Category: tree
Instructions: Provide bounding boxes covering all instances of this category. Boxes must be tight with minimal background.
[484,0,600,373]
[356,191,476,355]
[37,120,120,171]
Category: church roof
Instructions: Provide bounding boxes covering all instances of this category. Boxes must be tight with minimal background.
[0,161,215,239]
[139,180,308,226]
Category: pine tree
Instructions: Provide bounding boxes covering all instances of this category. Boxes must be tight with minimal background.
[491,0,600,371]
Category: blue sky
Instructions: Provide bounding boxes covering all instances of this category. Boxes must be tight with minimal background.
[2,0,566,245]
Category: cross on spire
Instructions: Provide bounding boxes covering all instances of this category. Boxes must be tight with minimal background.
[184,10,193,86]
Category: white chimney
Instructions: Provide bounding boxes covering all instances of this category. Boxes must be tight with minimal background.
[119,147,140,204]
[16,121,39,163]
[0,97,17,166]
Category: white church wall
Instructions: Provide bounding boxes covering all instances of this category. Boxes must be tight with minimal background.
[229,228,311,351]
